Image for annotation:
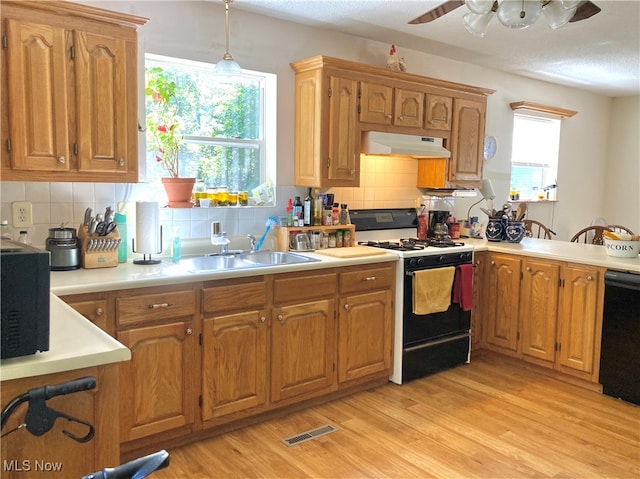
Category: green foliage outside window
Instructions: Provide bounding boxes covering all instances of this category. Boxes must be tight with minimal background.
[144,56,264,192]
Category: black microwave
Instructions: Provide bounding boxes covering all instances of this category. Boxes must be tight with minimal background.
[1,240,51,359]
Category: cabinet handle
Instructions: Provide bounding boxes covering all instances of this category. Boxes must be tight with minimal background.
[186,328,193,335]
[363,276,377,281]
[526,266,531,272]
[58,156,66,164]
[344,303,350,310]
[277,314,284,322]
[260,316,266,323]
[96,308,104,316]
[398,116,404,121]
[586,275,593,281]
[490,260,495,266]
[148,303,172,309]
[118,158,125,167]
[386,114,392,119]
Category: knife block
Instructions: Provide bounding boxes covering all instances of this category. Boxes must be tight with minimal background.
[77,224,121,269]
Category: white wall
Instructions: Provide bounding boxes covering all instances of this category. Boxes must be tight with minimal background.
[1,1,638,246]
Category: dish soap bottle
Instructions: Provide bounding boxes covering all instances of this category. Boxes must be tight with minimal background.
[170,227,182,262]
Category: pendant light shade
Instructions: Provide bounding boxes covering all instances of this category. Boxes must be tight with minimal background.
[465,0,494,15]
[214,0,242,74]
[463,11,495,37]
[497,0,542,29]
[542,1,577,29]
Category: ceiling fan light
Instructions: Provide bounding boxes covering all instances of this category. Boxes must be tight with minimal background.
[462,11,495,37]
[543,1,577,29]
[465,0,494,15]
[558,0,580,9]
[497,0,542,29]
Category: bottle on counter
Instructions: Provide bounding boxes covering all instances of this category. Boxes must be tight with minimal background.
[293,196,303,224]
[115,212,128,263]
[313,189,323,226]
[286,198,294,227]
[1,220,13,240]
[303,188,314,226]
[332,203,340,226]
[339,204,351,225]
[170,227,182,262]
[17,230,30,244]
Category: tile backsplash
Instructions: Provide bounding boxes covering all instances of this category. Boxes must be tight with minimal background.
[1,155,424,249]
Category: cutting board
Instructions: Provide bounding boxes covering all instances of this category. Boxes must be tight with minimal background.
[314,246,388,258]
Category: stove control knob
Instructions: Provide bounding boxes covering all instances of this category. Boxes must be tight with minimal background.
[438,255,445,263]
[408,258,416,268]
[417,257,425,266]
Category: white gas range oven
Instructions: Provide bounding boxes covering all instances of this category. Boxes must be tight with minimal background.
[350,209,475,385]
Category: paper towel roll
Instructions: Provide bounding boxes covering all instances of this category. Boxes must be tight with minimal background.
[135,201,160,254]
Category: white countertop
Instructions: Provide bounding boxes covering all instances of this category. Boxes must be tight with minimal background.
[0,294,131,382]
[463,237,640,273]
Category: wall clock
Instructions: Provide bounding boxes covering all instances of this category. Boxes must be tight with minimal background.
[483,135,497,160]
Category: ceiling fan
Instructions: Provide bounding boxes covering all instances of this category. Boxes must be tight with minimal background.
[409,0,601,26]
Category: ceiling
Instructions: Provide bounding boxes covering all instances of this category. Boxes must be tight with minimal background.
[231,0,640,97]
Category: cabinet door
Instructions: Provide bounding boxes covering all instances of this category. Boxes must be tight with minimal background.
[327,75,360,185]
[520,259,560,364]
[118,321,196,442]
[394,88,424,128]
[271,299,336,403]
[426,94,452,131]
[556,264,601,375]
[66,299,109,333]
[201,310,268,423]
[338,290,392,383]
[75,31,129,174]
[360,82,393,125]
[484,253,521,353]
[449,97,486,185]
[5,19,70,172]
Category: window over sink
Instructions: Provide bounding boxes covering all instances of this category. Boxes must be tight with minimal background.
[144,54,277,201]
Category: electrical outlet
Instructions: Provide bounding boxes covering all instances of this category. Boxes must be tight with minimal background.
[12,201,33,228]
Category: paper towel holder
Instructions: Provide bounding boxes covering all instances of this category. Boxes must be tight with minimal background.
[132,226,163,265]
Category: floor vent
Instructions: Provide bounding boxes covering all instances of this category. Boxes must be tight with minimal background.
[282,424,338,446]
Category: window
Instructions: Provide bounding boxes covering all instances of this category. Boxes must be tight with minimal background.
[510,112,561,200]
[144,54,276,198]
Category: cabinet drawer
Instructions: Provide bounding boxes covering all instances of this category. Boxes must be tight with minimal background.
[273,272,337,304]
[202,278,268,314]
[339,265,395,294]
[116,290,196,326]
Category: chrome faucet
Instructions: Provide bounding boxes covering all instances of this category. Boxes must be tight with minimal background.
[247,234,256,253]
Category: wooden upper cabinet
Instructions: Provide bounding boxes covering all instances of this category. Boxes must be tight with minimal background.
[449,97,486,187]
[360,82,393,125]
[327,75,360,185]
[4,19,71,173]
[426,94,453,131]
[1,1,147,182]
[360,83,425,129]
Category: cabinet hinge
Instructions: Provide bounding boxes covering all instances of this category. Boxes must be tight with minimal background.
[520,271,523,281]
[357,104,361,114]
[326,158,331,168]
[516,331,520,341]
[198,395,202,408]
[6,138,11,152]
[73,143,78,156]
[2,35,7,50]
[328,87,332,98]
[198,333,203,346]
[70,45,75,60]
[559,278,565,288]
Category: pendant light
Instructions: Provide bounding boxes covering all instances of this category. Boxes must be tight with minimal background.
[214,0,242,74]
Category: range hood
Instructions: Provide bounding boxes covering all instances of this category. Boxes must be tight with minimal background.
[361,132,451,158]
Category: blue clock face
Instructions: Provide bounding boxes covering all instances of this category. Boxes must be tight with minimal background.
[484,135,497,160]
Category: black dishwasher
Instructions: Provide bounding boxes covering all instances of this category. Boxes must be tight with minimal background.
[599,270,640,405]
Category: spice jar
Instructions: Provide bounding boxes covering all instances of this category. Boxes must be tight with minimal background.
[339,204,350,225]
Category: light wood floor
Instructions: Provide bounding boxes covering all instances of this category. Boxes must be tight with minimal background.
[151,352,639,479]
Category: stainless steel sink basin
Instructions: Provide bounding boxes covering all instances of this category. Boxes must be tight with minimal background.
[239,251,318,265]
[183,255,257,272]
[182,251,318,273]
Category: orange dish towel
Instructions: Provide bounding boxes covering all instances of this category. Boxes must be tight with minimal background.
[412,266,456,315]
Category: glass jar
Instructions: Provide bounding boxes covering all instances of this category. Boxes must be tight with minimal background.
[339,204,350,225]
[238,191,249,206]
[228,191,238,206]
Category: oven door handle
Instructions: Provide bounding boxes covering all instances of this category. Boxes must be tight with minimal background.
[404,332,470,352]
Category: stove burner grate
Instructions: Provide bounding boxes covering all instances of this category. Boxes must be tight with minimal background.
[358,240,425,251]
[400,238,466,248]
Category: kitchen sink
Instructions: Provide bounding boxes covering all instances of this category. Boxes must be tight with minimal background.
[239,251,318,265]
[182,251,318,273]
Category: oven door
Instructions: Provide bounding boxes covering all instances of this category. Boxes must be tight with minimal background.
[403,269,471,348]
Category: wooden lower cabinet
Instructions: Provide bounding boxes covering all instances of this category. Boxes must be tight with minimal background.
[0,365,120,479]
[62,294,110,333]
[338,290,392,383]
[271,299,336,403]
[471,251,488,350]
[484,253,521,353]
[117,320,197,442]
[480,253,604,383]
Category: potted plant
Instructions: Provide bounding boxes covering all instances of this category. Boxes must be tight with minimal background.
[145,67,195,207]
